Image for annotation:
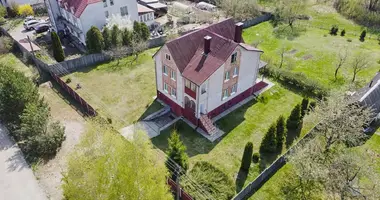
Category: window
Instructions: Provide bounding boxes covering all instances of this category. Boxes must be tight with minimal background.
[185,79,196,91]
[166,54,171,60]
[233,67,238,77]
[191,82,196,91]
[231,84,237,94]
[103,0,107,7]
[171,88,176,98]
[105,11,109,18]
[201,84,206,94]
[171,70,176,81]
[231,52,237,63]
[163,65,168,75]
[164,83,168,93]
[222,89,228,100]
[120,6,128,16]
[185,79,190,88]
[224,71,230,81]
[110,0,114,6]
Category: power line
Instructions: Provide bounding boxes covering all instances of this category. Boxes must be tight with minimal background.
[43,61,215,200]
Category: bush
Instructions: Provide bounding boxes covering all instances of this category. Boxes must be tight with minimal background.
[276,115,286,149]
[122,28,132,46]
[330,25,339,35]
[166,130,189,171]
[51,31,65,62]
[182,161,234,200]
[252,152,260,163]
[111,25,121,47]
[240,142,253,171]
[7,2,19,18]
[17,4,34,17]
[0,6,6,18]
[86,26,104,53]
[340,29,346,36]
[287,104,302,130]
[261,66,328,98]
[65,78,71,83]
[360,30,366,42]
[260,123,277,153]
[0,36,13,54]
[257,94,269,104]
[347,38,352,42]
[301,98,309,117]
[102,27,111,50]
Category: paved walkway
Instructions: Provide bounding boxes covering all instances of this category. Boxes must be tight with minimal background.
[0,124,48,200]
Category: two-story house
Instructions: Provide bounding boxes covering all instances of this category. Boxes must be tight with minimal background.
[153,19,267,135]
[45,0,139,45]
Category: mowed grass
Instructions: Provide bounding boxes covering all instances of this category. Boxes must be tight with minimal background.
[63,48,162,128]
[0,53,36,78]
[152,85,302,197]
[243,9,380,90]
[251,134,380,200]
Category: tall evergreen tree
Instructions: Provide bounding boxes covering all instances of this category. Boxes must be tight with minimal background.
[240,142,253,171]
[102,27,112,50]
[287,104,302,130]
[122,28,132,46]
[276,115,286,149]
[51,31,65,62]
[140,22,150,41]
[133,21,142,42]
[260,123,277,153]
[166,130,189,171]
[111,25,121,47]
[86,26,104,53]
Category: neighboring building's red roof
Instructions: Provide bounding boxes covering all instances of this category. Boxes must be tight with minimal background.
[164,19,262,85]
[59,0,101,18]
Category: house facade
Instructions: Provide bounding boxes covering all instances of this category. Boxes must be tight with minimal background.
[137,3,154,26]
[153,19,267,134]
[45,0,139,45]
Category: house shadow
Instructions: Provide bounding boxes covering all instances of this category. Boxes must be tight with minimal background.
[286,123,303,149]
[137,100,165,121]
[235,168,249,193]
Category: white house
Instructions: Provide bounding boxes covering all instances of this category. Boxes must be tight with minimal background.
[153,19,268,135]
[138,3,154,26]
[45,0,139,45]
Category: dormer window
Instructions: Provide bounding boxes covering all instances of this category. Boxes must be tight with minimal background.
[231,52,237,63]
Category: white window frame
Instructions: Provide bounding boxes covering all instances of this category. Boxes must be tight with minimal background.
[163,65,168,76]
[190,82,196,92]
[233,67,238,77]
[164,83,168,93]
[171,87,176,98]
[224,71,230,82]
[222,89,228,100]
[231,84,237,95]
[171,70,176,81]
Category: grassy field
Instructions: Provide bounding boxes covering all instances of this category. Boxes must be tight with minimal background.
[152,85,303,197]
[64,48,162,128]
[251,134,380,199]
[243,6,380,90]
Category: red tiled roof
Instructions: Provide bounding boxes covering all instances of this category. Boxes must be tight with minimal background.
[165,19,261,85]
[59,0,101,18]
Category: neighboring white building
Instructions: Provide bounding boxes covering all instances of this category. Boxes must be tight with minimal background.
[138,3,154,26]
[45,0,139,45]
[153,19,268,135]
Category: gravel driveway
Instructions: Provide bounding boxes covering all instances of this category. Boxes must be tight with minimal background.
[0,124,48,200]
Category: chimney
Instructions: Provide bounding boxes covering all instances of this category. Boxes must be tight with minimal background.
[234,22,244,43]
[204,35,212,54]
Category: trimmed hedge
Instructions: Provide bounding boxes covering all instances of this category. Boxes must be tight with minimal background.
[261,66,328,98]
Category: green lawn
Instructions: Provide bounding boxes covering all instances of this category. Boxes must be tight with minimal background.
[152,85,303,198]
[0,53,36,78]
[64,48,163,128]
[243,7,380,90]
[251,134,380,199]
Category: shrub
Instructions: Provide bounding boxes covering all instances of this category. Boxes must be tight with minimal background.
[260,123,277,153]
[51,31,65,62]
[341,29,346,36]
[17,4,34,17]
[330,25,338,35]
[182,161,235,200]
[301,98,309,117]
[133,21,150,42]
[261,66,328,98]
[166,130,189,171]
[347,38,352,42]
[111,25,121,47]
[102,27,111,50]
[276,115,286,149]
[86,26,104,53]
[122,28,132,46]
[0,36,13,54]
[240,142,253,171]
[360,30,366,42]
[7,2,19,18]
[65,78,71,83]
[0,6,6,18]
[287,104,302,130]
[252,152,260,163]
[257,94,269,104]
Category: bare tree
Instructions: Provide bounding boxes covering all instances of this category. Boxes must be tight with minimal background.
[334,49,348,80]
[277,46,286,68]
[103,46,131,65]
[351,53,370,83]
[130,40,148,64]
[274,0,307,30]
[218,0,260,21]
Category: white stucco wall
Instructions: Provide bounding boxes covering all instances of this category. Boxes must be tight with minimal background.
[206,63,225,112]
[79,3,105,43]
[238,49,260,93]
[104,0,138,22]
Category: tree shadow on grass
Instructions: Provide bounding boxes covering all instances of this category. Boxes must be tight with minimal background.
[235,168,248,193]
[258,150,282,173]
[273,25,306,41]
[286,123,303,149]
